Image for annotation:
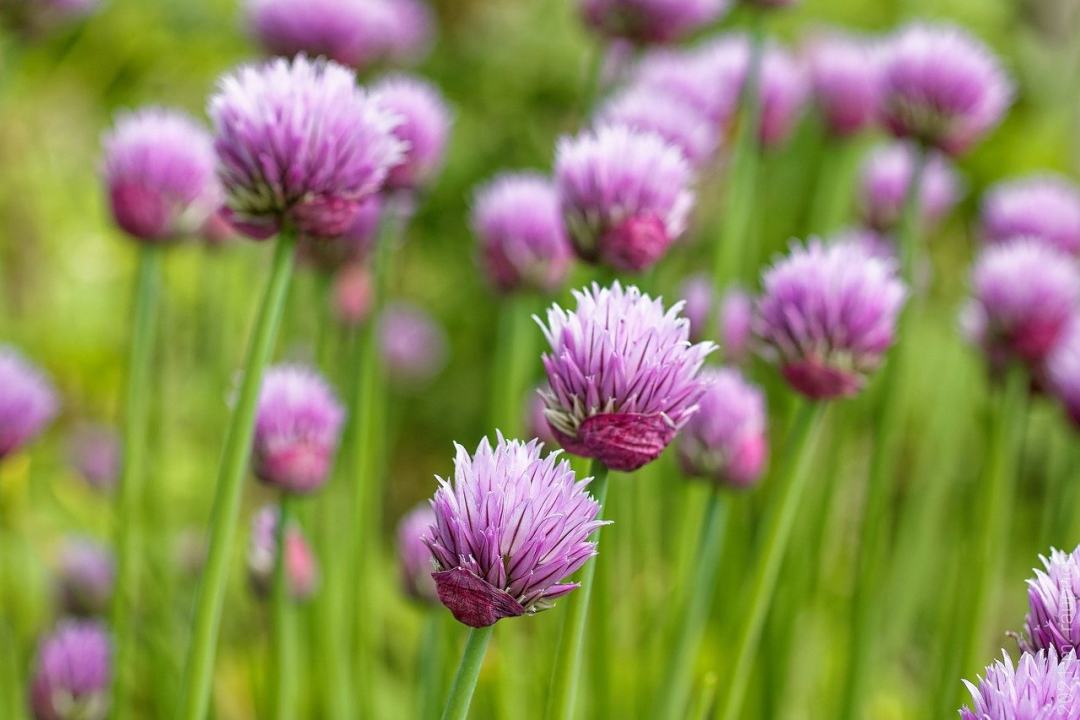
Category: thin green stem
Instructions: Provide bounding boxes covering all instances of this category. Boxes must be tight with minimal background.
[440,625,495,720]
[717,401,826,720]
[419,611,445,720]
[112,245,162,720]
[546,459,610,720]
[177,228,297,720]
[897,144,928,284]
[489,294,536,433]
[806,138,856,237]
[271,494,296,720]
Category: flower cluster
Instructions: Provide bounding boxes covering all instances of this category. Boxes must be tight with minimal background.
[961,649,1080,720]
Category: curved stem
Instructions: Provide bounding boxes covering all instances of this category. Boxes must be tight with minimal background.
[271,494,296,720]
[440,625,494,720]
[177,228,297,720]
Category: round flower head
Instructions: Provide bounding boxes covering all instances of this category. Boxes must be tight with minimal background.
[396,504,438,604]
[525,387,560,447]
[1021,547,1080,655]
[982,176,1080,257]
[331,262,373,327]
[597,86,719,168]
[579,0,727,46]
[678,274,715,343]
[30,621,111,720]
[756,240,908,400]
[423,435,607,627]
[209,55,404,241]
[472,172,572,294]
[66,424,119,492]
[247,0,387,69]
[878,23,1013,155]
[677,368,768,488]
[964,240,1080,368]
[379,303,448,387]
[858,142,961,233]
[1048,322,1080,428]
[252,365,345,494]
[721,286,753,365]
[102,108,220,244]
[382,0,434,65]
[248,506,319,601]
[555,124,694,273]
[55,537,115,618]
[756,42,810,149]
[537,282,715,471]
[804,29,881,138]
[960,649,1080,720]
[633,49,735,125]
[0,346,58,461]
[371,75,451,192]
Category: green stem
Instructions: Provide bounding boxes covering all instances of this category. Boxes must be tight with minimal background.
[546,460,610,720]
[717,401,826,720]
[112,245,162,720]
[656,489,729,720]
[177,228,297,720]
[897,143,928,284]
[419,611,445,720]
[489,294,536,433]
[271,494,296,720]
[806,138,856,237]
[441,626,495,720]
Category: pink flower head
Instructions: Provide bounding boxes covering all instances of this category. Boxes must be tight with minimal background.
[472,172,572,294]
[744,0,799,8]
[371,74,451,191]
[0,346,58,461]
[1021,547,1080,656]
[677,367,768,488]
[858,142,961,233]
[298,196,382,270]
[396,504,438,604]
[252,365,345,494]
[423,435,607,627]
[30,621,111,720]
[579,0,728,45]
[525,387,560,447]
[757,41,810,148]
[67,424,120,492]
[879,23,1013,155]
[756,240,908,400]
[537,282,715,471]
[379,303,448,387]
[633,48,736,125]
[209,55,404,241]
[960,649,1080,720]
[55,536,115,618]
[597,85,720,168]
[981,175,1080,258]
[677,274,715,343]
[248,506,319,601]
[721,286,753,365]
[1048,321,1080,428]
[331,262,374,327]
[804,29,881,138]
[555,124,694,273]
[102,107,220,243]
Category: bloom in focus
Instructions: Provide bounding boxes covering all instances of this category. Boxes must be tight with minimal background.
[597,86,719,168]
[209,55,404,240]
[248,506,319,601]
[555,125,694,273]
[579,0,727,46]
[756,240,908,400]
[538,282,715,471]
[30,621,111,720]
[395,504,438,604]
[677,368,768,488]
[55,537,115,618]
[0,346,58,461]
[804,29,880,137]
[858,142,960,233]
[372,75,451,192]
[878,23,1012,155]
[102,108,220,243]
[1021,547,1080,655]
[981,175,1080,258]
[472,172,572,294]
[252,365,345,494]
[960,649,1080,720]
[67,424,120,492]
[423,435,607,627]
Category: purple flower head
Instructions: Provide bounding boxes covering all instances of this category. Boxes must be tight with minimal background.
[858,142,961,233]
[382,0,435,66]
[396,504,438,604]
[298,196,382,270]
[555,124,694,273]
[756,240,908,400]
[1021,547,1080,656]
[331,262,373,327]
[678,274,715,343]
[960,649,1080,720]
[30,621,110,720]
[757,41,810,148]
[597,85,719,168]
[209,55,404,241]
[633,48,736,126]
[1048,321,1080,428]
[0,346,58,461]
[252,365,345,494]
[55,537,115,618]
[66,424,119,492]
[721,286,753,365]
[248,506,319,601]
[677,368,768,488]
[879,23,1013,155]
[423,435,607,627]
[472,172,572,295]
[982,176,1080,258]
[965,240,1080,368]
[102,108,220,244]
[8,0,99,37]
[537,282,715,471]
[579,0,728,45]
[379,303,448,387]
[804,29,881,138]
[372,75,451,192]
[525,387,560,447]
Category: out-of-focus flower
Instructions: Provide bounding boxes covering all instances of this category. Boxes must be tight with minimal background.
[1048,322,1080,428]
[299,196,381,270]
[960,649,1080,720]
[830,227,896,262]
[423,435,607,627]
[67,424,119,492]
[525,387,560,447]
[248,506,319,601]
[30,621,111,720]
[537,282,714,471]
[199,210,238,249]
[382,0,434,65]
[102,108,220,244]
[743,0,799,8]
[756,240,907,400]
[252,365,345,494]
[332,263,373,327]
[55,537,115,618]
[555,125,694,273]
[372,75,451,192]
[878,23,1012,155]
[804,29,880,138]
[597,86,719,168]
[633,48,736,126]
[678,274,715,343]
[858,142,961,233]
[756,41,810,148]
[677,368,768,488]
[0,346,58,461]
[472,173,572,294]
[1020,546,1080,655]
[981,176,1080,258]
[379,303,448,387]
[720,287,753,365]
[209,55,404,241]
[395,504,438,604]
[579,0,728,46]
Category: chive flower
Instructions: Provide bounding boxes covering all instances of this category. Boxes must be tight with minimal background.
[721,287,753,365]
[1020,546,1080,655]
[0,345,58,461]
[30,621,111,720]
[579,0,728,46]
[858,142,961,233]
[331,263,373,327]
[804,29,881,138]
[55,537,115,618]
[1048,322,1080,428]
[396,504,439,605]
[371,74,452,192]
[379,303,449,388]
[597,86,719,168]
[248,506,319,601]
[960,649,1080,720]
[298,196,382,270]
[981,175,1080,258]
[677,274,715,343]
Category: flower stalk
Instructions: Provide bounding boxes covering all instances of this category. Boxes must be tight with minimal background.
[441,625,495,720]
